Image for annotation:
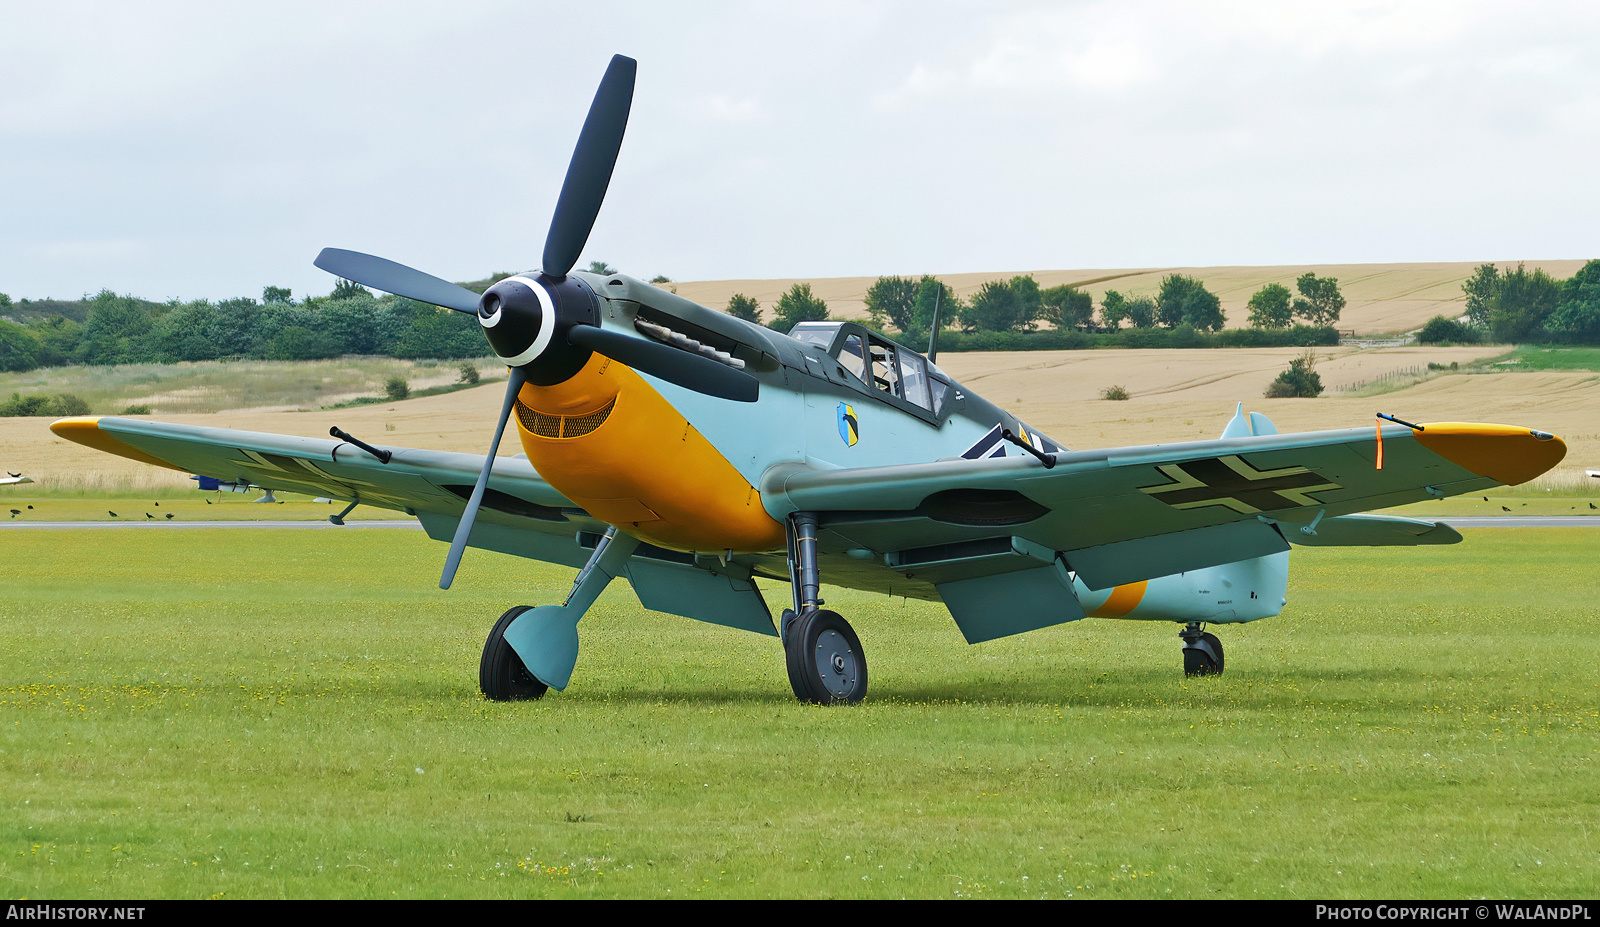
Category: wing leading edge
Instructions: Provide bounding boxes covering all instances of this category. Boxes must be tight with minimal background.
[50,416,599,562]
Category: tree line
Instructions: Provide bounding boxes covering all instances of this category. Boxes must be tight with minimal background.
[1419,260,1600,345]
[0,266,1361,375]
[720,271,1345,346]
[0,285,490,373]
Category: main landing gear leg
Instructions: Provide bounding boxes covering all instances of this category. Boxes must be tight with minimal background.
[1179,622,1225,677]
[480,527,640,700]
[781,513,868,704]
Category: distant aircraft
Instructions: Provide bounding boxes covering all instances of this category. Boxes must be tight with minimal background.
[50,55,1568,703]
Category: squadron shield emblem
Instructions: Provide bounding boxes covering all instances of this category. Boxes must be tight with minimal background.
[837,402,859,446]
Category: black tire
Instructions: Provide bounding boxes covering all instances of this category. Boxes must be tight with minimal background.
[480,605,549,701]
[1182,631,1225,677]
[784,609,867,704]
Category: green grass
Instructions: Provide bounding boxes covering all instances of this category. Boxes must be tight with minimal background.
[0,358,502,416]
[2,528,1596,898]
[1334,344,1600,398]
[1479,346,1600,372]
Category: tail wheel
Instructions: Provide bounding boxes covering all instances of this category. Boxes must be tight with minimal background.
[784,609,868,704]
[1182,630,1225,677]
[480,605,549,701]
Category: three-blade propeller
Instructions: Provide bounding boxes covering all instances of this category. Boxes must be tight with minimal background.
[316,55,757,588]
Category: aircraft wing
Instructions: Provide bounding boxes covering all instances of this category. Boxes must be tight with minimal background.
[50,416,604,569]
[761,421,1565,593]
[51,416,783,636]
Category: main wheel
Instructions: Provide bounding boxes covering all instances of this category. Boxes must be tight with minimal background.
[480,605,549,701]
[785,609,868,704]
[1182,631,1225,677]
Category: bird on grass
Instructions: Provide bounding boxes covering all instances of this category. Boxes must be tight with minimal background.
[1590,502,1597,511]
[108,511,118,518]
[1502,506,1511,512]
[145,513,154,519]
[165,513,174,520]
[9,509,19,518]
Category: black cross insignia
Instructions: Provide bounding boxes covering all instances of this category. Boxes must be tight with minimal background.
[1138,455,1340,514]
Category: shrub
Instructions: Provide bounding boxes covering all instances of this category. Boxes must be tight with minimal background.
[457,363,481,385]
[1101,385,1130,400]
[0,392,90,416]
[1264,350,1324,398]
[384,376,410,401]
[53,393,91,415]
[1417,316,1480,344]
[119,404,153,415]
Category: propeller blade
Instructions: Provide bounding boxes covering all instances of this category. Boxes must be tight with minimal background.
[542,55,636,278]
[440,367,527,589]
[314,248,482,314]
[567,325,757,402]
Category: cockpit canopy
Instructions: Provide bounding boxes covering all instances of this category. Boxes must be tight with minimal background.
[789,321,953,421]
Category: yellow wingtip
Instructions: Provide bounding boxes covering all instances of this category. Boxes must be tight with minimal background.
[50,417,188,472]
[1414,422,1567,486]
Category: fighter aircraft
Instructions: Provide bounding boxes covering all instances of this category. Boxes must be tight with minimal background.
[52,55,1567,703]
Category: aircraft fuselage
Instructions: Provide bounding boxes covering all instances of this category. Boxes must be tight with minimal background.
[512,274,1055,557]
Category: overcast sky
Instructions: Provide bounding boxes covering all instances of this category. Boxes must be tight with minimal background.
[2,0,1597,303]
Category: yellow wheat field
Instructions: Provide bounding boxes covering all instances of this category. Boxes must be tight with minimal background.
[5,343,1596,492]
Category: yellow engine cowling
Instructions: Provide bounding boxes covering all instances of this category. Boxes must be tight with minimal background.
[513,353,786,554]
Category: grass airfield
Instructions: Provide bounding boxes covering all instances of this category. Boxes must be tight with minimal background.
[4,337,1600,898]
[3,527,1597,899]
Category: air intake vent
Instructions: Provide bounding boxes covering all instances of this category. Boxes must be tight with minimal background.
[515,397,615,439]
